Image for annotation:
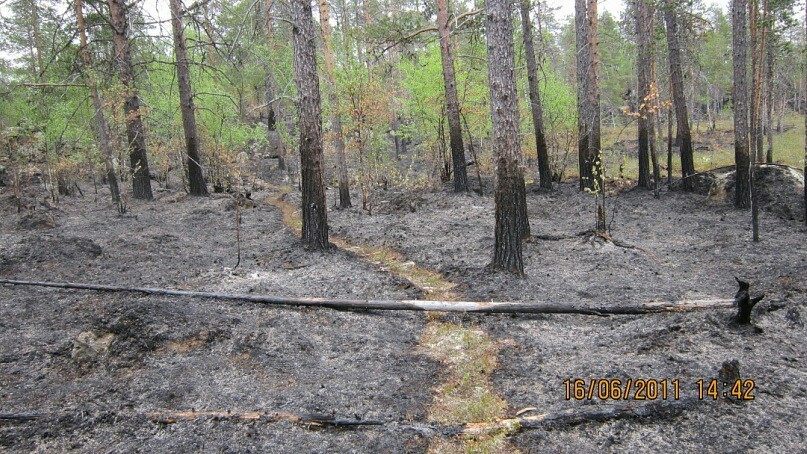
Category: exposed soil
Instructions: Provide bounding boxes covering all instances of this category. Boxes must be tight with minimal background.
[1,161,806,452]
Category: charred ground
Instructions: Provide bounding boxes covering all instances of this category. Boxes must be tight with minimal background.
[1,164,805,452]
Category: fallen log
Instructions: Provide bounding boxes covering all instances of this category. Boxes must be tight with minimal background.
[0,278,734,316]
[0,413,45,422]
[1,400,701,435]
[148,410,383,427]
[458,398,704,437]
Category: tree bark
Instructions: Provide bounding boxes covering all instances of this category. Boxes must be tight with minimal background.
[108,0,154,200]
[436,0,468,192]
[635,0,652,189]
[487,0,526,274]
[575,0,590,191]
[765,44,774,163]
[520,0,551,190]
[292,0,329,249]
[804,5,806,227]
[170,0,208,196]
[75,0,120,205]
[263,0,285,172]
[663,0,695,190]
[732,0,751,209]
[319,0,351,208]
[586,0,602,194]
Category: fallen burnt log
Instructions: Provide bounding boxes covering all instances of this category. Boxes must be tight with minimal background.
[0,278,734,316]
[148,411,383,427]
[456,398,704,437]
[1,400,703,436]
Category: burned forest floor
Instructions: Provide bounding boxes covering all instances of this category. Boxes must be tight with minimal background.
[1,161,806,453]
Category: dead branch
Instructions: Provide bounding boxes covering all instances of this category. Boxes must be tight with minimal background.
[148,410,383,427]
[20,83,88,88]
[0,278,733,316]
[2,400,701,435]
[459,399,704,436]
[0,414,45,422]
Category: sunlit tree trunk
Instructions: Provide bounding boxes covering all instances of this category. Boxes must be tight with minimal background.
[169,0,208,196]
[76,0,120,205]
[108,0,154,200]
[487,0,527,274]
[520,0,551,190]
[436,0,468,192]
[292,0,329,249]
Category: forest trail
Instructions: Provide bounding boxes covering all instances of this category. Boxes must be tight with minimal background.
[263,182,516,452]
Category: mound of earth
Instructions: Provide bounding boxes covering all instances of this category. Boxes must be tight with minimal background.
[688,164,805,221]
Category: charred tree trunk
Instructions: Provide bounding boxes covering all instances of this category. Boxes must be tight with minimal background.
[636,0,652,189]
[436,0,468,192]
[487,0,526,274]
[667,102,673,186]
[733,0,751,209]
[664,0,695,190]
[76,0,120,205]
[734,278,764,324]
[575,0,591,191]
[292,0,329,249]
[586,0,602,194]
[319,0,351,208]
[765,45,774,163]
[520,0,551,190]
[170,0,208,196]
[108,0,153,200]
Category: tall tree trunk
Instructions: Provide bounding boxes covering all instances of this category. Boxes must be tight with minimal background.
[319,0,351,208]
[292,0,329,249]
[436,0,468,192]
[575,0,591,191]
[765,44,774,163]
[108,0,154,200]
[169,0,208,196]
[487,0,527,274]
[76,0,120,205]
[663,0,695,190]
[263,0,285,172]
[733,0,751,209]
[520,0,551,190]
[803,5,806,226]
[749,0,760,162]
[635,0,652,189]
[667,101,673,186]
[586,0,602,198]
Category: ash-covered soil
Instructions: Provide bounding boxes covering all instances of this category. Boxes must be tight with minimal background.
[1,163,806,452]
[327,173,807,452]
[0,182,436,452]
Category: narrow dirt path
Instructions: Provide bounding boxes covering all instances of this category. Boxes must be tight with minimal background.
[263,183,518,452]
